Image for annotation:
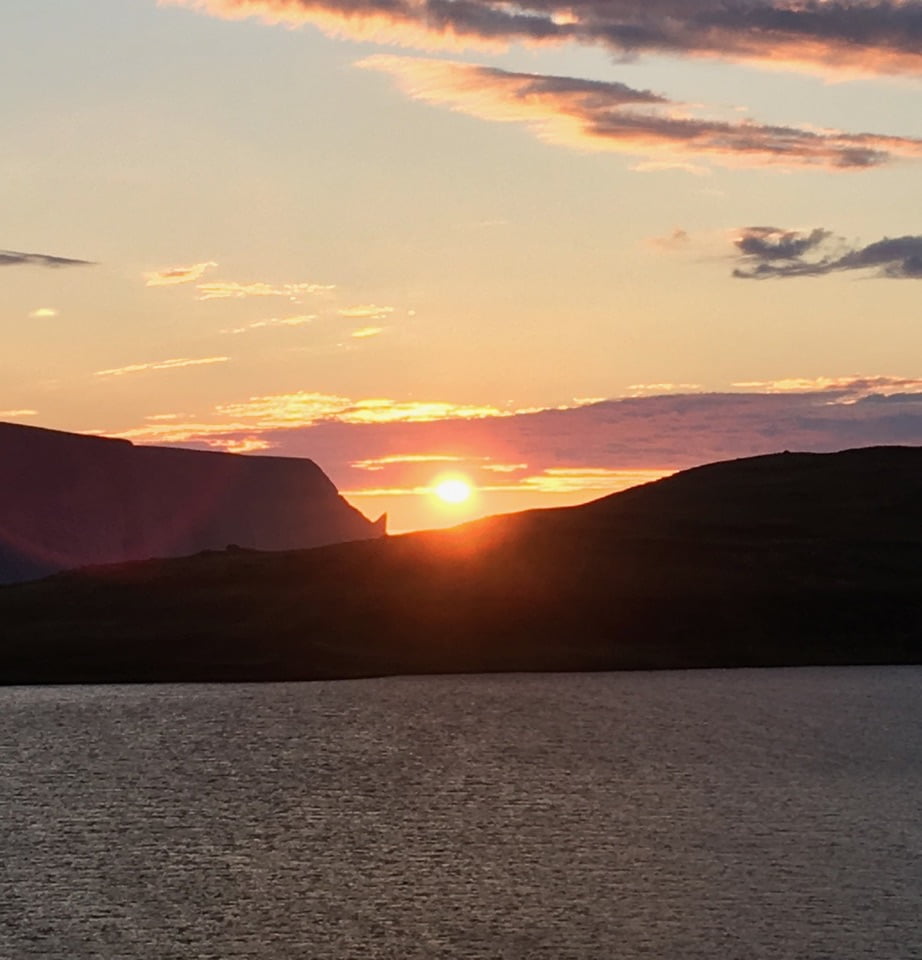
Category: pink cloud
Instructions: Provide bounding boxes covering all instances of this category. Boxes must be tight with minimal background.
[360,57,922,170]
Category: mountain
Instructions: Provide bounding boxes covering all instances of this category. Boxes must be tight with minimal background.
[0,445,919,684]
[0,421,383,584]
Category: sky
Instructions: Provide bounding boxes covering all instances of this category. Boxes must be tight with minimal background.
[3,0,922,531]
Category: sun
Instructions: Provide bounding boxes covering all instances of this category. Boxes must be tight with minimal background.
[434,477,473,504]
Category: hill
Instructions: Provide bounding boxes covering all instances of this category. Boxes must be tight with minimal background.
[0,446,919,683]
[0,421,383,584]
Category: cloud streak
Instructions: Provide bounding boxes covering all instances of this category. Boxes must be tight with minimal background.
[0,249,94,269]
[162,0,922,79]
[221,314,317,334]
[145,261,217,286]
[196,280,335,300]
[110,374,922,450]
[338,304,395,319]
[733,227,922,278]
[0,409,39,418]
[94,356,229,378]
[214,392,512,425]
[360,57,922,169]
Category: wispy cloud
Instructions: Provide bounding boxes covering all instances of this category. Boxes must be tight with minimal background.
[626,382,703,395]
[221,314,317,334]
[733,227,922,279]
[108,375,922,473]
[29,308,58,319]
[213,392,512,426]
[197,280,335,301]
[144,260,217,286]
[0,249,94,268]
[360,57,922,170]
[352,453,468,471]
[647,228,691,251]
[350,326,385,339]
[163,0,922,79]
[338,304,395,319]
[732,375,922,395]
[516,467,673,494]
[0,409,39,418]
[94,356,229,378]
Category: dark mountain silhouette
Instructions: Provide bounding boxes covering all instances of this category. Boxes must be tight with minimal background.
[0,445,919,684]
[0,421,383,584]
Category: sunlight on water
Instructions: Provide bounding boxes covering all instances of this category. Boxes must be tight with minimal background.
[1,667,920,958]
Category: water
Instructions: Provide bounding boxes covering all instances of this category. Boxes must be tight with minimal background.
[1,668,921,959]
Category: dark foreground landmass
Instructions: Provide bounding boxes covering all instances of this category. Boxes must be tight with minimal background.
[1,446,920,684]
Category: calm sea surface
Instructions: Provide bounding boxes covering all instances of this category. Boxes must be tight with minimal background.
[2,668,921,959]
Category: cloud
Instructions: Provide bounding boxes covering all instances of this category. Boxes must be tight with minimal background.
[94,356,229,378]
[352,453,469,470]
[0,249,93,268]
[162,0,922,79]
[360,57,922,170]
[221,314,317,334]
[647,229,691,251]
[29,308,58,319]
[515,467,673,494]
[626,382,703,395]
[351,453,528,472]
[197,280,335,300]
[144,261,217,286]
[213,392,512,425]
[350,326,385,338]
[732,375,922,395]
[338,304,395,319]
[108,374,922,457]
[0,409,39,418]
[207,436,274,453]
[733,227,922,279]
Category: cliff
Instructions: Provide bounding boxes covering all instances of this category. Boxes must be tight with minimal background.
[0,445,919,683]
[0,421,383,584]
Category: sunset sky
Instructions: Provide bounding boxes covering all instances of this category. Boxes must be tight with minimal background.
[4,0,922,530]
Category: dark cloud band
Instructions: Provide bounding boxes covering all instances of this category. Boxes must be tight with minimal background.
[167,0,922,78]
[733,227,922,279]
[0,250,95,269]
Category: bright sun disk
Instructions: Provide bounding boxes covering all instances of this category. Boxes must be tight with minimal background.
[434,477,472,503]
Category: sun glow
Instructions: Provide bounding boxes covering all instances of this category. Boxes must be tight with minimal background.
[434,477,473,504]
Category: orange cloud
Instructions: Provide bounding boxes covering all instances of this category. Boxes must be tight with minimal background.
[221,314,317,334]
[144,261,217,286]
[626,382,703,395]
[350,326,385,339]
[360,56,922,169]
[338,305,395,319]
[514,467,673,494]
[210,392,511,427]
[340,399,509,423]
[94,356,229,378]
[352,454,468,470]
[197,281,334,301]
[731,375,922,397]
